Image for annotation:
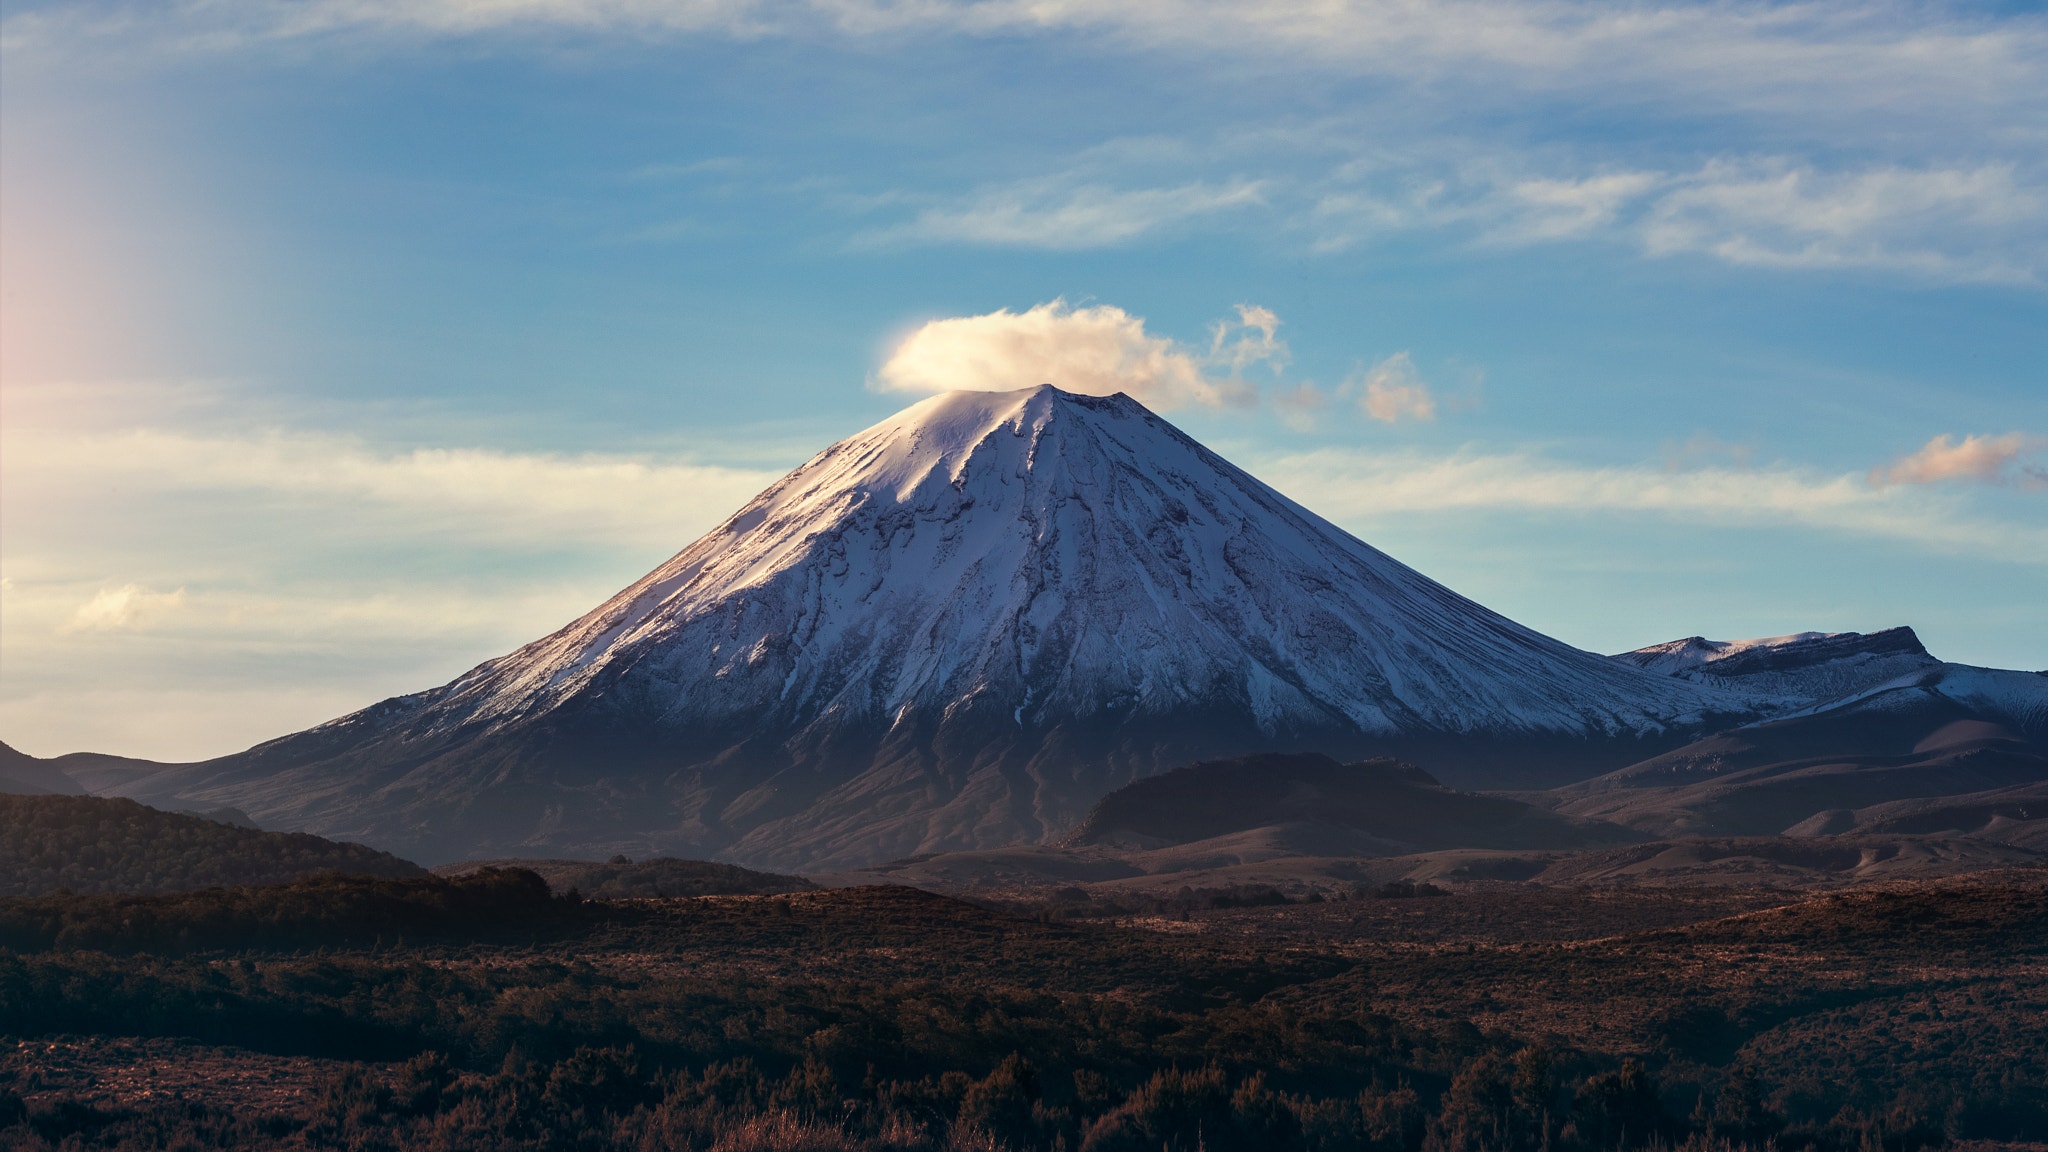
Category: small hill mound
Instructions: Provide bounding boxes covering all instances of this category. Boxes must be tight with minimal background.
[0,795,427,897]
[433,856,813,897]
[1065,753,1636,853]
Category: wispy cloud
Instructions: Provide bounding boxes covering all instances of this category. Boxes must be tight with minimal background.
[5,426,783,551]
[1256,349,1446,427]
[1642,162,2042,282]
[1314,157,2046,284]
[1870,432,2048,489]
[62,584,187,633]
[1253,447,2048,566]
[0,413,790,759]
[10,2,2040,284]
[855,179,1265,250]
[12,0,2040,135]
[1494,172,1663,243]
[1357,352,1437,424]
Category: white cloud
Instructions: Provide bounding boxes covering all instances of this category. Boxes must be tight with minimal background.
[1,414,789,759]
[1254,446,2048,566]
[1313,156,2046,284]
[1642,162,2042,282]
[1870,432,2048,488]
[4,426,783,551]
[873,299,1279,409]
[8,2,2041,286]
[63,584,187,632]
[1357,352,1437,423]
[1208,304,1289,376]
[857,179,1264,250]
[12,0,2040,138]
[1497,171,1663,242]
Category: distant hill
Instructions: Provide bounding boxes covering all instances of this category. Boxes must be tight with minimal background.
[0,741,84,796]
[434,856,813,897]
[0,795,427,897]
[1066,752,1637,853]
[1612,627,1940,707]
[1553,664,2048,839]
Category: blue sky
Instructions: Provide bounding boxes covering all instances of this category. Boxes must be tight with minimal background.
[2,0,2043,759]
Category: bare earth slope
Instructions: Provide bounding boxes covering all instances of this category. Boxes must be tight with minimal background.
[94,387,1742,868]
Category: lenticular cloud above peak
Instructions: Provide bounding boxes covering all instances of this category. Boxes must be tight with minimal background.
[875,301,1278,409]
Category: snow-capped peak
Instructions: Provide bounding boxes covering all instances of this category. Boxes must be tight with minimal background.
[422,385,1732,742]
[110,385,1775,868]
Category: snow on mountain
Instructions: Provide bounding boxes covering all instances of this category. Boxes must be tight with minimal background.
[1613,627,1941,708]
[431,386,1728,742]
[107,386,1752,867]
[1747,662,2048,736]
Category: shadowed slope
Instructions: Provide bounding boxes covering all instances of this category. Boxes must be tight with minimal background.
[1067,752,1637,854]
[1554,664,2048,838]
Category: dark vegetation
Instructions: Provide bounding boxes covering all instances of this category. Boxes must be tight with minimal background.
[1066,753,1635,852]
[435,855,815,898]
[0,869,579,955]
[3,870,2045,1150]
[0,795,426,897]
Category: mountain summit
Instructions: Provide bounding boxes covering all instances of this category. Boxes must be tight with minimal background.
[109,386,1739,867]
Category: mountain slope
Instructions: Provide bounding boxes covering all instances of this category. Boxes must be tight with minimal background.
[100,386,1745,868]
[1613,627,1942,708]
[1552,664,2048,838]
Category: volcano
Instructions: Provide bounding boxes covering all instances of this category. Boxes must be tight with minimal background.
[106,386,1749,867]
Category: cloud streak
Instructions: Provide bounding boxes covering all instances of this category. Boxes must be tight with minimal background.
[12,0,2041,136]
[857,179,1265,250]
[1255,446,2048,566]
[11,2,2040,284]
[63,584,187,633]
[1870,432,2048,489]
[1315,157,2046,284]
[4,426,784,552]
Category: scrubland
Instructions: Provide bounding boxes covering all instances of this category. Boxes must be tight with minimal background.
[1,867,2043,1151]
